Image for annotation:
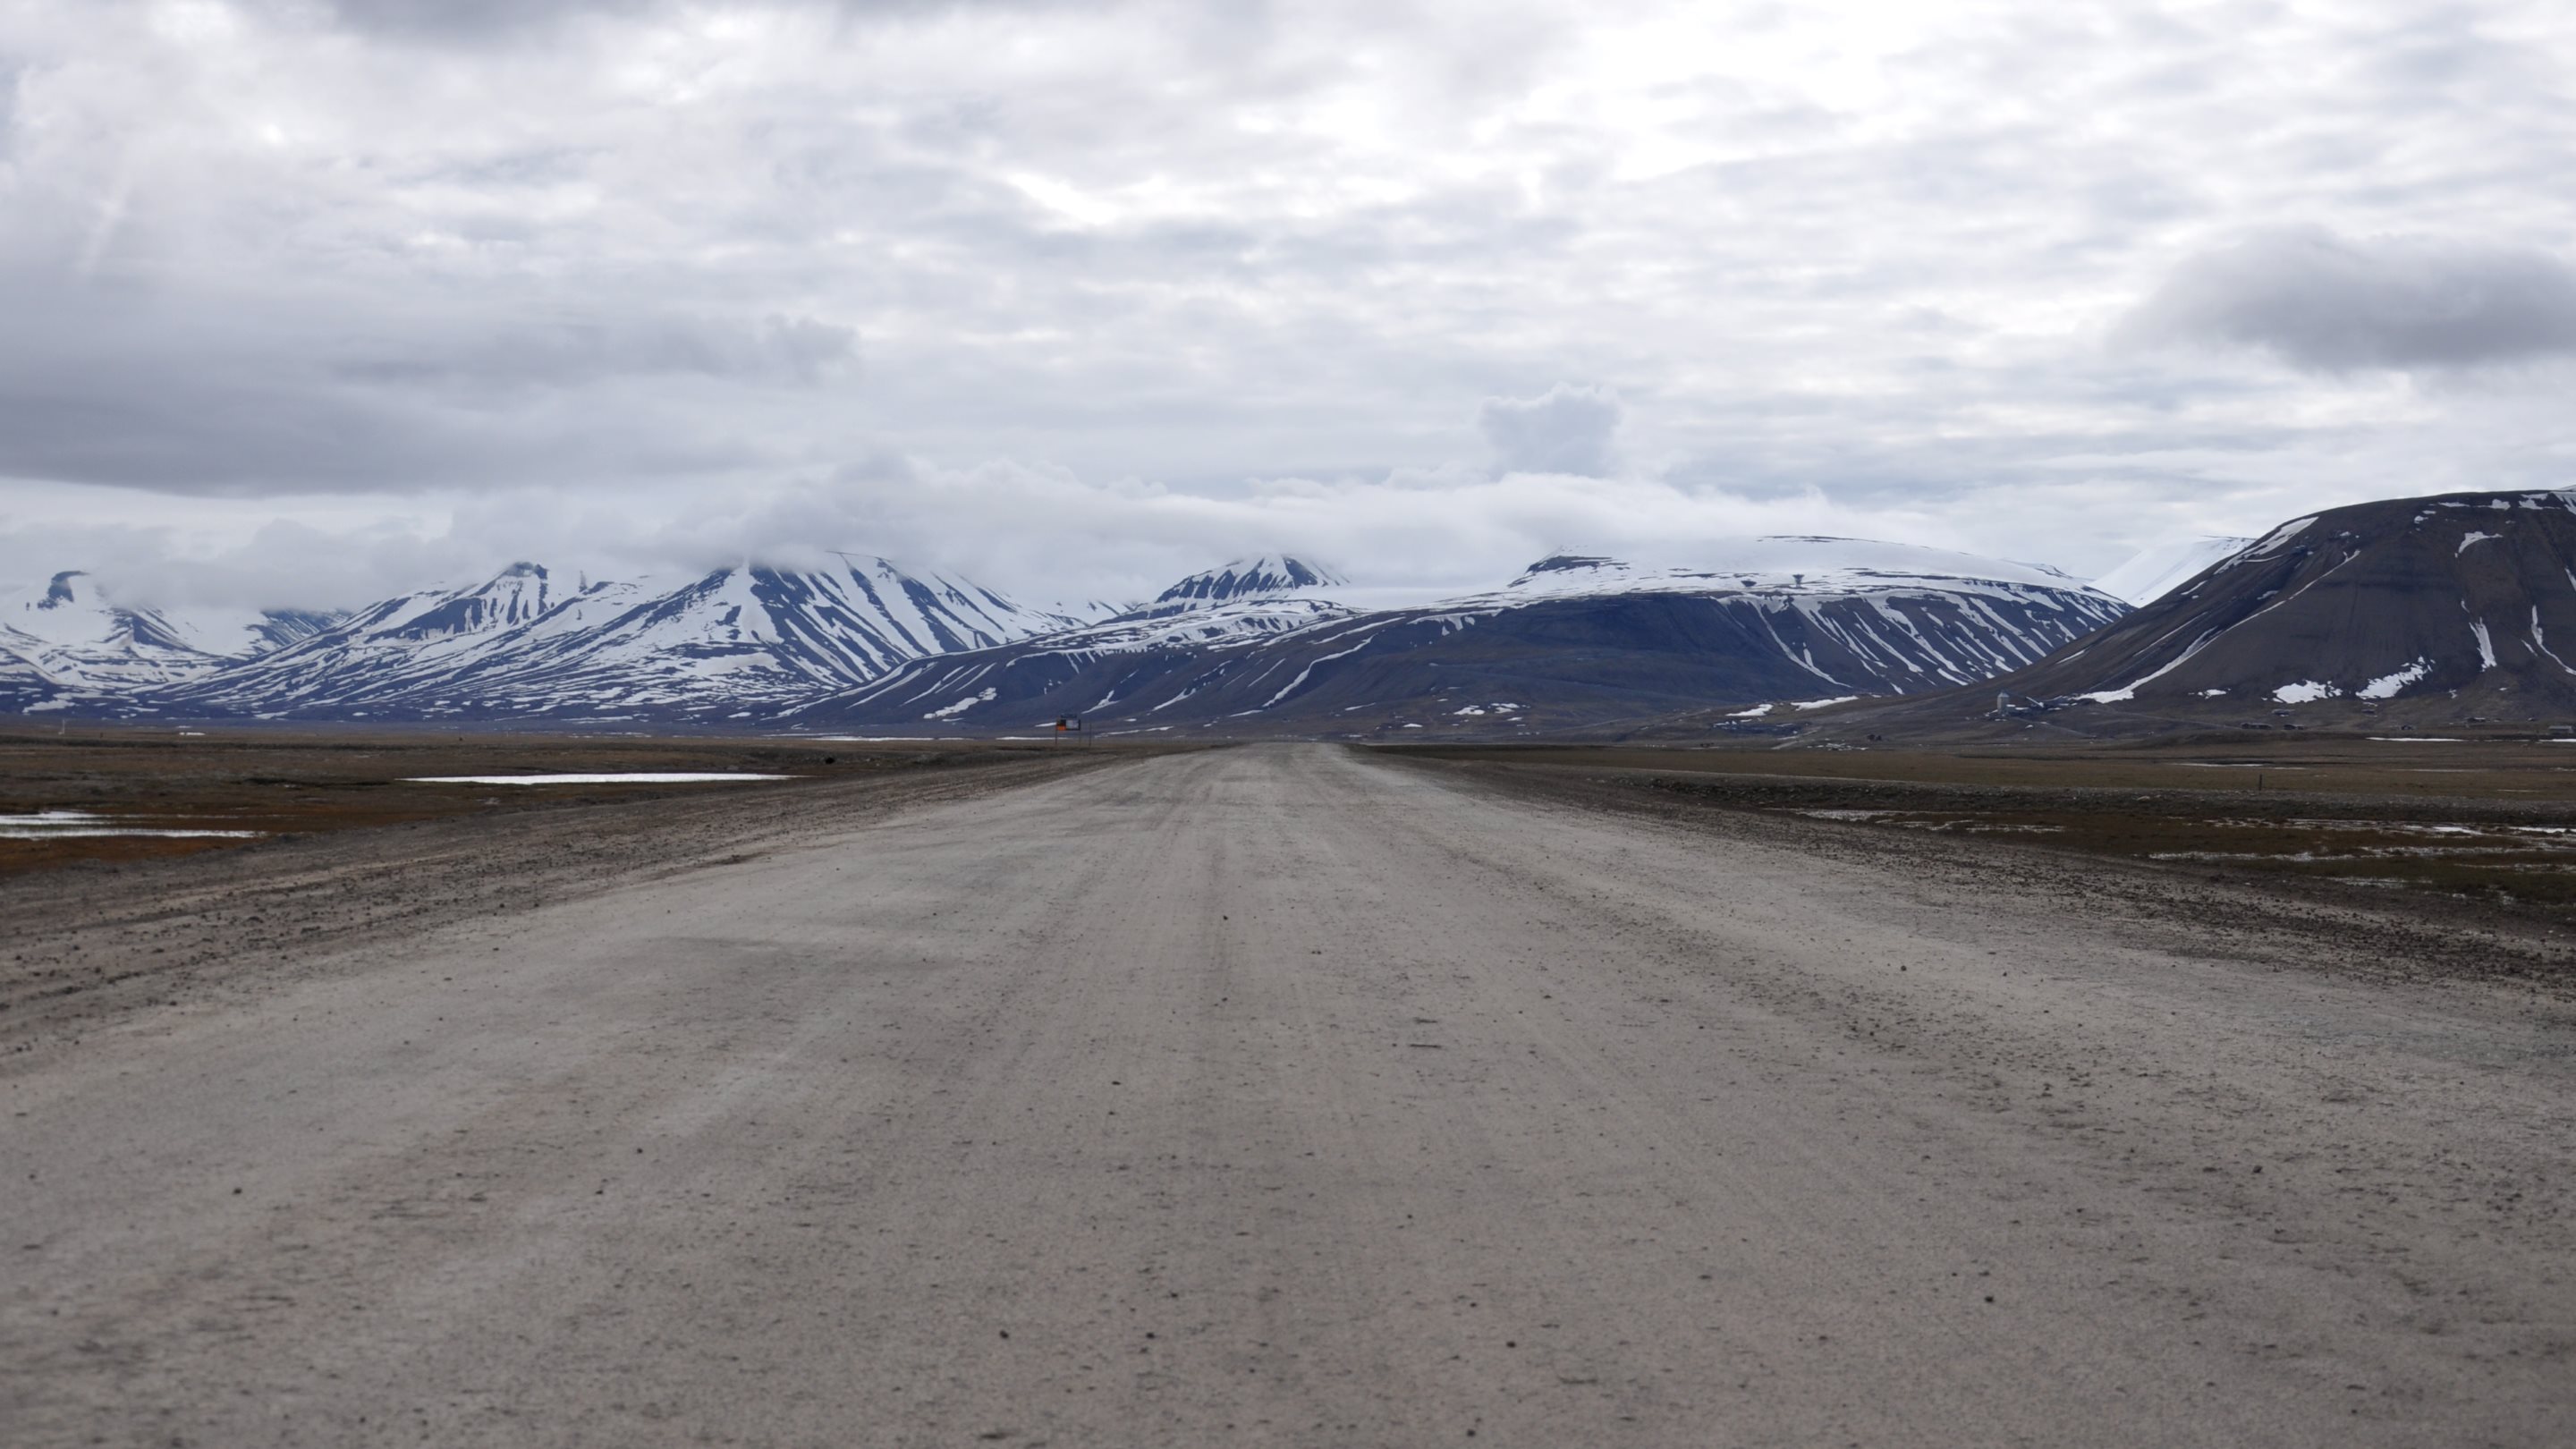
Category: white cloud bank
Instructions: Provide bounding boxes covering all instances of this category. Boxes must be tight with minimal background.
[3,1,2576,606]
[0,445,1962,612]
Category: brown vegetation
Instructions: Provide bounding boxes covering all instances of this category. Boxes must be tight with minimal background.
[1385,736,2576,911]
[0,723,1149,876]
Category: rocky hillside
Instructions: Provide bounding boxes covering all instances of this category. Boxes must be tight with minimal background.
[1971,490,2576,724]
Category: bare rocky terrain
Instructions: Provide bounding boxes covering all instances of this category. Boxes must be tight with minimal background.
[0,744,1117,1052]
[4,743,2572,1446]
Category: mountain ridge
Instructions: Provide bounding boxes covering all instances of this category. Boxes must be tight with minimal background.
[1,571,345,708]
[4,538,2131,729]
[15,555,1101,724]
[787,537,2131,736]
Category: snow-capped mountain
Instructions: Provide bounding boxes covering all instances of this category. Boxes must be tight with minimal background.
[148,555,1103,722]
[2089,536,2255,606]
[1993,490,2576,720]
[14,538,2140,732]
[147,563,619,719]
[1,571,342,708]
[1155,555,1346,604]
[1019,553,1357,656]
[790,538,2130,734]
[1484,538,2090,602]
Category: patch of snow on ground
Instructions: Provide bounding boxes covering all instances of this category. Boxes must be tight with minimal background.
[2079,627,2223,704]
[1791,695,1860,709]
[407,773,800,784]
[2358,659,2432,699]
[2470,619,2497,670]
[2241,515,2317,559]
[0,809,265,839]
[1727,703,1775,717]
[2273,681,2339,704]
[2458,530,2499,555]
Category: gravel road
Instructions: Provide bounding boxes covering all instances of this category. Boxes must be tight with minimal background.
[6,743,2572,1446]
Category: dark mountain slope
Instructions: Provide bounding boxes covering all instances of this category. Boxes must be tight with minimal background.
[1993,490,2576,721]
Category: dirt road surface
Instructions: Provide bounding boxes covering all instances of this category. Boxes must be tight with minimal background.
[6,744,2573,1446]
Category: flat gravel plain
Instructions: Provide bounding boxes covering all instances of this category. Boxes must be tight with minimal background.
[4,743,2572,1447]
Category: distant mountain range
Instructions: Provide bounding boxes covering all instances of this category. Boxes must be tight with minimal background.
[792,539,2130,735]
[20,492,2575,735]
[3,539,2127,732]
[5,558,1104,723]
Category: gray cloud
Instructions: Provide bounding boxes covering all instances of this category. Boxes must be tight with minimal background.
[1479,384,1622,477]
[2121,227,2576,371]
[317,0,659,43]
[313,0,1129,47]
[335,313,859,391]
[0,275,854,491]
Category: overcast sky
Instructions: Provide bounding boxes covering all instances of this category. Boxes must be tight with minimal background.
[4,0,2574,607]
